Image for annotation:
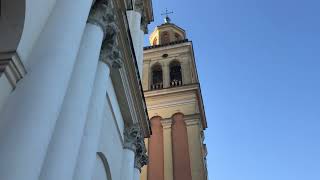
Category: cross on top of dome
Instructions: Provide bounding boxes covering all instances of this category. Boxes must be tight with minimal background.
[161,8,173,23]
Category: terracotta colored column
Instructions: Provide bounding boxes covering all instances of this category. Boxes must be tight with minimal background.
[148,116,164,180]
[171,113,192,180]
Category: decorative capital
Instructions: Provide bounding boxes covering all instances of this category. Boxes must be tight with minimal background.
[88,0,118,40]
[140,14,148,34]
[100,43,123,69]
[133,0,144,14]
[123,124,142,151]
[134,138,149,171]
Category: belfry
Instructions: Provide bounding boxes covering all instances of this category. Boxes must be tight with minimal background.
[141,15,208,180]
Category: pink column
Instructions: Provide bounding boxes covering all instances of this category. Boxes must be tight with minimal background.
[148,116,164,180]
[171,113,192,180]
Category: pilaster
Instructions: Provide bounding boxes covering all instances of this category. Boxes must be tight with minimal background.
[72,2,122,180]
[161,119,174,180]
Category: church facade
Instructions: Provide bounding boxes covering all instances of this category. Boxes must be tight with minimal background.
[141,17,208,180]
[0,0,153,180]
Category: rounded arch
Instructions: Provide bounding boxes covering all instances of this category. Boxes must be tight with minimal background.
[0,0,25,53]
[152,37,158,46]
[94,152,112,180]
[150,115,163,126]
[150,63,163,90]
[174,33,182,41]
[171,112,184,119]
[169,60,183,87]
[161,31,170,44]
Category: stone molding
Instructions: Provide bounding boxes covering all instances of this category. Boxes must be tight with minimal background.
[0,52,26,88]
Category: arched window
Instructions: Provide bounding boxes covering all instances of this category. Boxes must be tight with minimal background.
[151,64,163,90]
[170,61,183,87]
[161,31,170,44]
[152,37,157,46]
[175,33,182,41]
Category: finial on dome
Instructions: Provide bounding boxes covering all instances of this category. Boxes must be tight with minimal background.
[161,8,173,23]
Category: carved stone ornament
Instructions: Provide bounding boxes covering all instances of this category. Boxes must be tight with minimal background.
[123,124,142,151]
[88,0,118,40]
[134,137,149,171]
[140,14,149,34]
[126,0,133,10]
[100,42,123,69]
[133,0,144,14]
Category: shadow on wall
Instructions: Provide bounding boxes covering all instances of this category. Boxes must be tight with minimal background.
[0,0,25,53]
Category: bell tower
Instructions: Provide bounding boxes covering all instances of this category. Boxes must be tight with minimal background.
[141,16,208,180]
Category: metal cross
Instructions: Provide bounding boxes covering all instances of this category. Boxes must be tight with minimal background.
[161,8,173,17]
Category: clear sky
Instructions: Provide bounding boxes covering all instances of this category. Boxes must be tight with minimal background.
[144,0,320,179]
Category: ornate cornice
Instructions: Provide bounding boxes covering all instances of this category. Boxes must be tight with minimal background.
[0,52,26,88]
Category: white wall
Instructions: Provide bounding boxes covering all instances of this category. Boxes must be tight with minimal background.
[92,155,110,180]
[17,0,56,64]
[96,93,125,180]
[106,77,124,138]
[0,75,12,111]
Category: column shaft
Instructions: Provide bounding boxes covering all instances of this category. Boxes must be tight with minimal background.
[0,0,92,179]
[39,23,103,180]
[120,149,136,180]
[73,61,110,180]
[171,113,192,180]
[163,63,170,88]
[148,116,164,180]
[127,10,144,77]
[133,168,141,180]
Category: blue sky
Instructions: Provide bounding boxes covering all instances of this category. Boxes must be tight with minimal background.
[144,0,320,179]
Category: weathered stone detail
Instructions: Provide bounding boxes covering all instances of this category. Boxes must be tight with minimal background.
[100,42,123,69]
[133,0,144,14]
[123,124,141,151]
[91,0,122,68]
[123,123,149,171]
[134,137,149,171]
[126,0,133,10]
[0,52,26,87]
[133,0,149,34]
[140,14,149,34]
[88,0,118,40]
